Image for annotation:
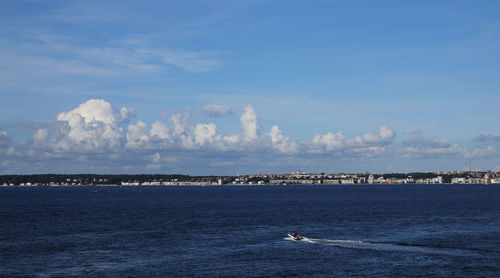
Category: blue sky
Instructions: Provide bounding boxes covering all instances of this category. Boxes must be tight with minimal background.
[1,0,499,174]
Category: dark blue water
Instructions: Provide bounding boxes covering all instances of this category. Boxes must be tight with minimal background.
[1,185,499,277]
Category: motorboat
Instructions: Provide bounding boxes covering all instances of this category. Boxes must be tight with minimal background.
[287,232,303,241]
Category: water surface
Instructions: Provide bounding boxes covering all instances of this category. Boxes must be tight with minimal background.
[1,184,499,277]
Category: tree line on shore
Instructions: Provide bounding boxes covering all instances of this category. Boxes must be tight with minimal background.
[0,174,220,186]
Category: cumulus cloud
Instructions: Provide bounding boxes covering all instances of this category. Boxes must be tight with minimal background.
[25,99,400,162]
[308,126,395,157]
[193,123,222,146]
[240,105,259,143]
[10,98,492,173]
[119,107,137,123]
[127,111,226,151]
[126,121,149,149]
[57,99,119,124]
[310,132,345,152]
[62,113,123,152]
[150,121,171,141]
[32,99,135,152]
[199,104,232,117]
[269,125,299,154]
[32,100,293,157]
[360,126,395,144]
[170,113,191,136]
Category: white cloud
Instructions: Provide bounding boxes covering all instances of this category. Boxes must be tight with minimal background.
[64,113,124,152]
[25,100,400,163]
[170,113,191,136]
[119,107,137,123]
[57,99,120,125]
[126,121,149,149]
[361,125,395,144]
[193,123,222,146]
[310,132,345,152]
[308,126,396,156]
[223,134,240,145]
[240,104,259,143]
[269,125,299,154]
[150,121,172,141]
[8,99,495,174]
[32,99,133,152]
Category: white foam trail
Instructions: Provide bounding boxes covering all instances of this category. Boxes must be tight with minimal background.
[285,237,483,257]
[306,238,382,249]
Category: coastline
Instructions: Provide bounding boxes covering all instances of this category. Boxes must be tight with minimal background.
[2,171,499,187]
[0,183,496,187]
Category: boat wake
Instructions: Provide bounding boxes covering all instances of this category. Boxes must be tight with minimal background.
[284,237,488,257]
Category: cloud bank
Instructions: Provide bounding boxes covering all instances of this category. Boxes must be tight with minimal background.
[0,99,497,174]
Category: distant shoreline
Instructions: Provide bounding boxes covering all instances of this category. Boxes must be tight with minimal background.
[1,171,499,186]
[1,183,495,188]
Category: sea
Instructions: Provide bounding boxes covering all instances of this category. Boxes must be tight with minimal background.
[0,184,499,277]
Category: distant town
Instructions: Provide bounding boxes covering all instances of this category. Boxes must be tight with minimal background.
[1,171,500,186]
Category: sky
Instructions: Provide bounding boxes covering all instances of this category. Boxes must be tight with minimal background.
[1,0,500,175]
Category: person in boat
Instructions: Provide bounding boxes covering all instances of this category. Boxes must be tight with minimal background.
[292,232,301,239]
